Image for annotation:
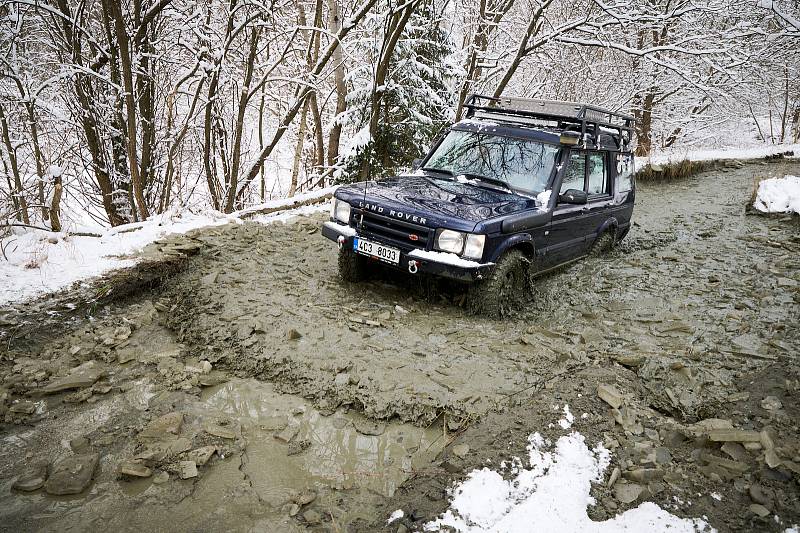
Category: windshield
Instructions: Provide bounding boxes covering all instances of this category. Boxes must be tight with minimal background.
[423,129,559,195]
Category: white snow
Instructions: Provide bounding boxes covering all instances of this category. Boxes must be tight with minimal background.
[323,220,356,237]
[557,404,574,429]
[407,249,491,268]
[424,411,712,533]
[752,175,800,215]
[637,142,799,169]
[387,509,404,524]
[536,189,552,211]
[1,191,333,306]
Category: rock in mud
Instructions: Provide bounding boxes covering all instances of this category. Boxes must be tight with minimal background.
[175,460,198,479]
[120,461,152,478]
[41,364,104,394]
[274,425,299,443]
[597,384,624,409]
[139,412,183,439]
[9,400,36,415]
[287,439,312,456]
[452,444,470,459]
[760,396,782,410]
[12,462,48,492]
[286,328,302,340]
[708,429,761,443]
[302,509,322,525]
[749,504,770,518]
[44,453,99,495]
[353,417,386,436]
[294,490,317,506]
[614,482,645,504]
[187,446,217,466]
[204,422,236,440]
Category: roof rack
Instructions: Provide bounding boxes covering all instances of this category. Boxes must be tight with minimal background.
[463,94,635,151]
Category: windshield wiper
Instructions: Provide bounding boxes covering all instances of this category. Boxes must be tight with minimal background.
[456,173,512,191]
[421,166,453,177]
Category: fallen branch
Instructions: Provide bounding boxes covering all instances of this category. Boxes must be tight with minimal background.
[238,192,333,219]
[0,223,102,238]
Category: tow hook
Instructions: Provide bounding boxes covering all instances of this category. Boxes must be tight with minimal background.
[408,260,419,274]
[337,235,345,250]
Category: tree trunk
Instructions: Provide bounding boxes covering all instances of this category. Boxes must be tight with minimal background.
[50,175,63,232]
[326,0,346,167]
[634,91,656,157]
[0,103,29,224]
[290,100,309,196]
[107,0,150,220]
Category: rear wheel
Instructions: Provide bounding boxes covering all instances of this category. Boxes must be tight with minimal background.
[468,249,529,317]
[338,247,368,282]
[588,229,615,257]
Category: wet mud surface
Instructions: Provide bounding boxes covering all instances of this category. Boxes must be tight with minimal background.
[1,159,799,532]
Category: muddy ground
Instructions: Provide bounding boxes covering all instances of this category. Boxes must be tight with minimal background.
[1,159,799,533]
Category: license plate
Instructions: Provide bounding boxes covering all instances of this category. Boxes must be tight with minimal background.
[353,238,400,265]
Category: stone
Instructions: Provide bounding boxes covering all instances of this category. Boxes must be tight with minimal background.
[204,422,236,440]
[120,461,152,478]
[615,482,645,504]
[749,504,770,518]
[623,468,663,483]
[287,328,302,340]
[760,429,776,450]
[295,490,317,506]
[287,503,301,517]
[152,471,170,484]
[764,449,782,468]
[9,400,36,415]
[187,446,217,466]
[580,328,604,346]
[274,425,299,443]
[654,447,672,465]
[42,365,104,394]
[452,444,470,459]
[761,396,782,410]
[353,417,386,436]
[302,510,322,525]
[708,429,761,443]
[287,439,312,456]
[69,436,89,453]
[597,384,624,409]
[176,460,198,479]
[139,412,183,439]
[44,453,99,495]
[608,466,621,488]
[12,462,48,492]
[721,442,749,462]
[749,484,773,507]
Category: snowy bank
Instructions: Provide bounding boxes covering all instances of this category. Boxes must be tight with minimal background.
[422,427,710,533]
[1,190,333,306]
[636,143,799,169]
[752,175,800,215]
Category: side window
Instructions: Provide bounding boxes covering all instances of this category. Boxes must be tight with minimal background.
[617,153,634,193]
[587,152,607,195]
[560,152,586,193]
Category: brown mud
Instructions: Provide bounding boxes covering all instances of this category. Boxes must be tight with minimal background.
[1,159,799,532]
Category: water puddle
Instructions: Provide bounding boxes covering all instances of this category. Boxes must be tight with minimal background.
[199,378,444,506]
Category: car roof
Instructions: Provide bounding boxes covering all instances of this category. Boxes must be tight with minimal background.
[452,119,562,145]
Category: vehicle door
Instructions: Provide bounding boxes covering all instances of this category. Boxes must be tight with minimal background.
[546,150,588,266]
[582,151,614,247]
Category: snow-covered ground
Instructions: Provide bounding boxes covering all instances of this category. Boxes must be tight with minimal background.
[421,406,712,533]
[752,175,800,215]
[0,189,334,306]
[636,142,799,168]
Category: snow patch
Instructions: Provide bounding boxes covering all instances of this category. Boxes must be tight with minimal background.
[424,431,711,533]
[323,220,356,237]
[752,175,800,215]
[407,249,490,268]
[558,404,574,429]
[387,509,404,524]
[536,189,552,211]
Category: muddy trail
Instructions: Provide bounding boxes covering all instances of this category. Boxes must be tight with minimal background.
[1,159,799,532]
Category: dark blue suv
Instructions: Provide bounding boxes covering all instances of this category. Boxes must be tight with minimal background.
[322,95,635,314]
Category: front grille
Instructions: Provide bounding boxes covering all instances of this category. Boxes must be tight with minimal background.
[356,211,434,250]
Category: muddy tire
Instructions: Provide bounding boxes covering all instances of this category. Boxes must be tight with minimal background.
[468,249,529,317]
[588,229,615,257]
[338,247,368,282]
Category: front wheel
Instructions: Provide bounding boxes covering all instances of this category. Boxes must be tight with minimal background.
[468,249,530,317]
[338,247,368,282]
[588,229,615,257]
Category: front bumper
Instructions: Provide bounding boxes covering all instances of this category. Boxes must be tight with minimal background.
[322,221,494,283]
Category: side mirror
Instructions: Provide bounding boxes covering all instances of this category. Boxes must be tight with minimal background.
[558,189,588,205]
[411,158,422,170]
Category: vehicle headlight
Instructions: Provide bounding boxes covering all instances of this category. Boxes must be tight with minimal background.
[333,199,351,224]
[462,234,486,261]
[435,229,465,254]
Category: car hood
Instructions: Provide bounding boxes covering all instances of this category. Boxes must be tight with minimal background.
[336,174,537,231]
